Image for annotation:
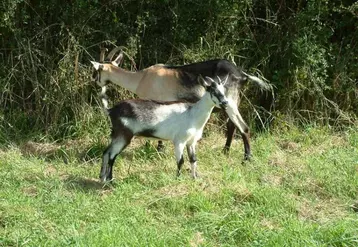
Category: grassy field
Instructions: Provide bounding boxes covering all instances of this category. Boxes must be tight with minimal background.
[0,126,357,246]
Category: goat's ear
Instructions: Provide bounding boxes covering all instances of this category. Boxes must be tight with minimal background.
[232,74,247,84]
[90,61,103,70]
[112,52,124,67]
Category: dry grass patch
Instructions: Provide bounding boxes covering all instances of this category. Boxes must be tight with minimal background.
[261,174,283,187]
[21,185,38,197]
[297,197,349,223]
[189,231,205,247]
[260,218,281,230]
[279,140,301,153]
[43,164,58,177]
[267,150,306,173]
[301,135,348,156]
[155,183,191,198]
[20,141,60,156]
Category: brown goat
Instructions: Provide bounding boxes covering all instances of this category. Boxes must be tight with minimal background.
[91,47,270,160]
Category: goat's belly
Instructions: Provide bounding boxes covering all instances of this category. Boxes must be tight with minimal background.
[150,128,178,141]
[173,128,202,144]
[186,128,203,144]
[133,127,175,141]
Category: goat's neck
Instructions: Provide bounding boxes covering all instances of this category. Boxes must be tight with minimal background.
[105,66,144,93]
[189,93,215,127]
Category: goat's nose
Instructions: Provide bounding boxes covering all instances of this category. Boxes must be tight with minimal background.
[221,100,228,109]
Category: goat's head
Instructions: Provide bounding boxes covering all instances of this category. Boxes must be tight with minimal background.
[90,47,125,87]
[90,61,107,87]
[199,75,229,110]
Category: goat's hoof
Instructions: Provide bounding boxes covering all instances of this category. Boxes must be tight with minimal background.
[100,175,113,183]
[242,155,251,165]
[244,154,251,161]
[192,173,200,179]
[222,146,230,155]
[156,145,165,153]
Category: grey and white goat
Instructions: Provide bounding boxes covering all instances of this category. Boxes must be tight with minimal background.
[100,75,229,182]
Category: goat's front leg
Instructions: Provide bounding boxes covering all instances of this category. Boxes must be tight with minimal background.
[226,102,251,160]
[174,142,185,177]
[100,137,130,182]
[186,144,198,179]
[223,119,236,154]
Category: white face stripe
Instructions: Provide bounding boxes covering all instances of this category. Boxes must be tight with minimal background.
[209,81,228,107]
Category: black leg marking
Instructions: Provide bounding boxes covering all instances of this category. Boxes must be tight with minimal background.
[187,145,198,179]
[187,146,197,163]
[157,141,164,152]
[100,146,110,181]
[224,119,236,154]
[107,154,118,181]
[241,132,251,160]
[100,137,132,182]
[176,155,184,177]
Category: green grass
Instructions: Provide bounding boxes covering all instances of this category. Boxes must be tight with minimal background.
[0,126,357,246]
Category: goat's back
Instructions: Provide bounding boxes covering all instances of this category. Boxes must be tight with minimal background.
[109,99,191,123]
[164,59,246,100]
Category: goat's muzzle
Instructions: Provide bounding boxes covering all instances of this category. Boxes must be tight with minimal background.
[220,100,228,110]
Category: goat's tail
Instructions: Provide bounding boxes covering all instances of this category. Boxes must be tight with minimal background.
[100,86,110,115]
[242,71,272,91]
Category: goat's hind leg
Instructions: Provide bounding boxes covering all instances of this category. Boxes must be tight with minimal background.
[174,142,186,177]
[186,144,198,179]
[100,136,131,182]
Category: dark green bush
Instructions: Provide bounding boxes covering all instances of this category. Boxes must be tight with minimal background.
[0,0,357,141]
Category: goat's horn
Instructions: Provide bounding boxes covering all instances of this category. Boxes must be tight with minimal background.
[100,47,107,62]
[223,74,229,85]
[106,47,122,61]
[205,76,215,83]
[112,52,124,66]
[216,75,221,82]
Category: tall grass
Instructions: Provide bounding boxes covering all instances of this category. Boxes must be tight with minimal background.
[0,126,357,246]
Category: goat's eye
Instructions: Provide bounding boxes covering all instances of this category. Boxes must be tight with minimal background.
[92,70,98,80]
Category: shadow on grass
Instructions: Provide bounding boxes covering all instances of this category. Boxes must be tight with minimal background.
[63,175,111,192]
[18,139,166,165]
[18,140,107,164]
